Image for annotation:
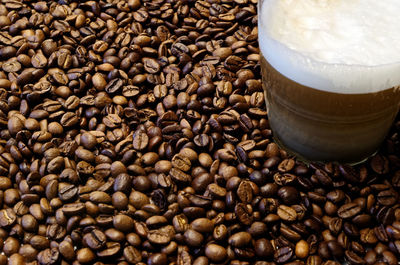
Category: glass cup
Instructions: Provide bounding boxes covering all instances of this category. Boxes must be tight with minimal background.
[258,0,400,164]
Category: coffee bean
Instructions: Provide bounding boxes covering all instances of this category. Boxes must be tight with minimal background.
[296,240,309,259]
[229,231,252,247]
[345,250,365,265]
[205,243,227,263]
[37,248,60,265]
[143,58,160,74]
[191,218,214,233]
[97,242,121,258]
[113,214,134,232]
[235,202,253,225]
[124,246,142,263]
[58,241,75,261]
[382,250,398,265]
[278,186,299,205]
[105,78,123,94]
[172,154,191,172]
[377,189,398,206]
[60,112,79,127]
[83,229,106,250]
[92,73,107,90]
[8,116,24,136]
[0,209,17,227]
[184,229,204,247]
[338,203,362,219]
[237,180,253,203]
[255,238,274,258]
[77,248,95,264]
[275,246,293,263]
[370,154,389,174]
[170,168,192,183]
[277,205,297,222]
[133,130,149,151]
[147,229,171,245]
[80,132,97,150]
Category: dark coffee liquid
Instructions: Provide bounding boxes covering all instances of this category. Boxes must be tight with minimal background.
[261,54,400,163]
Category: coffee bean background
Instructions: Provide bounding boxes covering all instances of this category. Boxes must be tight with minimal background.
[0,0,400,265]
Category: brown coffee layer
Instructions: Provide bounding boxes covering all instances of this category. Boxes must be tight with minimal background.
[261,54,400,162]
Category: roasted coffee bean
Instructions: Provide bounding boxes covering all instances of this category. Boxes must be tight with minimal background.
[345,250,365,265]
[172,154,191,172]
[275,246,293,263]
[278,186,299,205]
[170,168,191,183]
[105,78,123,94]
[229,231,252,248]
[58,241,75,261]
[124,246,142,263]
[255,238,274,258]
[338,203,362,219]
[237,180,253,203]
[278,205,297,222]
[205,244,227,263]
[191,218,214,233]
[184,229,204,247]
[83,229,106,250]
[0,209,17,227]
[37,248,60,265]
[133,130,149,151]
[235,202,253,225]
[147,229,171,245]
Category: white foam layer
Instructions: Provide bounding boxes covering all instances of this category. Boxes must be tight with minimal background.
[259,0,400,94]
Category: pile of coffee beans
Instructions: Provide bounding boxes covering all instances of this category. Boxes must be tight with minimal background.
[0,0,400,264]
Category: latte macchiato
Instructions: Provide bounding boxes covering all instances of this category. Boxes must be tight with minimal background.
[258,0,400,163]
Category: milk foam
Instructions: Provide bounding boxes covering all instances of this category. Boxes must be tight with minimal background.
[259,0,400,93]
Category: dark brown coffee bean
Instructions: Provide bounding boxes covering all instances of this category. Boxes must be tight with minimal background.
[229,231,251,248]
[147,229,171,245]
[83,229,106,250]
[255,238,274,258]
[0,209,17,227]
[205,243,227,263]
[62,202,85,216]
[382,250,398,265]
[104,78,123,94]
[143,57,160,74]
[122,246,141,263]
[360,228,378,244]
[191,218,214,233]
[370,154,389,174]
[345,250,365,265]
[77,248,95,263]
[8,116,24,136]
[277,205,297,222]
[170,168,192,183]
[133,130,149,151]
[58,241,75,261]
[274,246,293,263]
[377,189,398,206]
[235,202,253,225]
[278,186,299,205]
[113,214,134,232]
[184,229,204,247]
[37,248,60,265]
[237,180,253,203]
[338,203,362,219]
[172,154,191,172]
[97,242,121,258]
